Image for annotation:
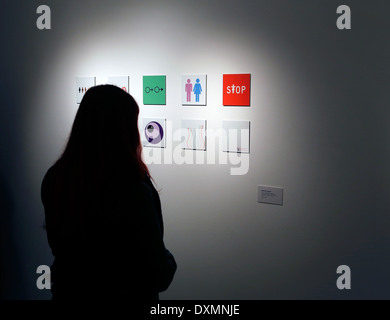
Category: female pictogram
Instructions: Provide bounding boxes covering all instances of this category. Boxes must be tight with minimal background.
[193,78,202,103]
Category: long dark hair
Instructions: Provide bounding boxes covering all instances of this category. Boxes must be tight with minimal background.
[53,85,150,202]
[42,85,152,230]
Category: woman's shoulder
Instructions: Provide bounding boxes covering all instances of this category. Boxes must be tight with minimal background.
[142,175,159,195]
[41,162,61,205]
[41,160,71,202]
[42,161,63,187]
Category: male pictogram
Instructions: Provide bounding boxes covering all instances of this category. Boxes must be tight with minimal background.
[185,79,192,102]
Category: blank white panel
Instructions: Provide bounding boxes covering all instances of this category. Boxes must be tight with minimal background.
[222,120,250,153]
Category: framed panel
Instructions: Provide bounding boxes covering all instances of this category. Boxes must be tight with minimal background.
[143,75,166,105]
[181,119,207,150]
[76,76,96,104]
[107,76,129,93]
[222,120,250,153]
[222,74,251,106]
[181,74,207,106]
[142,118,166,148]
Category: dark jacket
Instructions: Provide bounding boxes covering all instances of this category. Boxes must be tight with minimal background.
[41,163,177,300]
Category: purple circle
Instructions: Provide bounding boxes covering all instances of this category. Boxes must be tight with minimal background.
[145,121,164,144]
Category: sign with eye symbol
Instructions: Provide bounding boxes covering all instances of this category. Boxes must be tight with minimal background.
[142,118,166,148]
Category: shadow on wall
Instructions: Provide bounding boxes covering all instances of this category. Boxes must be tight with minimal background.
[0,172,23,299]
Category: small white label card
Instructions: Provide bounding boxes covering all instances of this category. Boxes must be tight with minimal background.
[257,185,283,206]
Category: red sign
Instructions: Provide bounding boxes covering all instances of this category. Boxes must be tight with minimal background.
[223,74,251,106]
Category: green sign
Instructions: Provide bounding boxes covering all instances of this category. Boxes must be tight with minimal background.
[143,75,166,105]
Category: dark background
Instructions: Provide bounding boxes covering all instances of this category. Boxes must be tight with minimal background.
[1,0,389,299]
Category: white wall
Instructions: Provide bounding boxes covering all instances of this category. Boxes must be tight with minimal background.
[2,0,390,299]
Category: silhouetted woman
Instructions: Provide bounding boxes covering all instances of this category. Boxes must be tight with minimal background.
[41,85,177,300]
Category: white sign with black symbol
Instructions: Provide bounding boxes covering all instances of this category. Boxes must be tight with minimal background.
[257,185,283,206]
[76,76,96,104]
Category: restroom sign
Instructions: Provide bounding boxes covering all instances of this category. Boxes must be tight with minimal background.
[223,74,251,106]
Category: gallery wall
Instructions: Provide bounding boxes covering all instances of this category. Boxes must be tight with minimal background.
[1,0,390,299]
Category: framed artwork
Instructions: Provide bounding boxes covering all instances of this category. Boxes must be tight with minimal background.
[142,118,166,148]
[76,76,96,104]
[223,74,251,106]
[181,74,207,106]
[107,76,129,93]
[181,119,207,150]
[143,75,166,105]
[222,120,250,153]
